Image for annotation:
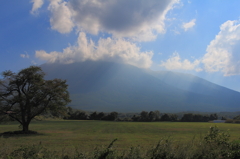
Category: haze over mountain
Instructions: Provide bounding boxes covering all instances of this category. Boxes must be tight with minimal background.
[41,61,240,113]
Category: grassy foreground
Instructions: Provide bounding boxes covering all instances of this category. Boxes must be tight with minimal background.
[0,120,240,158]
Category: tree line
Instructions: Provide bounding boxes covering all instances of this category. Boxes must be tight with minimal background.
[65,108,219,122]
[65,107,119,121]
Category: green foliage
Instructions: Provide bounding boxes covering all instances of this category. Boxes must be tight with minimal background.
[181,113,218,122]
[229,115,240,123]
[66,109,88,120]
[225,119,240,124]
[0,66,71,132]
[87,111,118,121]
[233,115,240,120]
[131,110,162,122]
[93,139,117,159]
[147,138,175,159]
[102,112,118,121]
[204,126,230,145]
[64,109,232,123]
[160,113,178,121]
[2,142,58,159]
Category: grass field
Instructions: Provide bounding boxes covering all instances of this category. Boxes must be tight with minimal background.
[0,120,240,153]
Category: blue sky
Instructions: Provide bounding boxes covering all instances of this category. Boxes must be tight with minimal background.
[1,0,240,92]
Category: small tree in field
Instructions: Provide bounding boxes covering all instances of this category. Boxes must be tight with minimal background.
[0,66,71,132]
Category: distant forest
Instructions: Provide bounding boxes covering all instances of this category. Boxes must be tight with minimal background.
[64,107,240,122]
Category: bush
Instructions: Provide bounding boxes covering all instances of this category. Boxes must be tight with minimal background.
[225,119,234,123]
[234,120,240,123]
[225,119,240,124]
[1,142,59,159]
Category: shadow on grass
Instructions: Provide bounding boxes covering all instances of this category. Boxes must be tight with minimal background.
[0,130,44,138]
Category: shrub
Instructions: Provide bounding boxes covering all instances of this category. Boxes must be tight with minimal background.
[234,120,240,123]
[5,142,59,159]
[225,119,234,123]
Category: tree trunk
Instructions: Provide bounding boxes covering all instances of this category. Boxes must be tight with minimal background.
[22,122,29,132]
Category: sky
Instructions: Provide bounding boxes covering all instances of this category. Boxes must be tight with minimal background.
[1,0,240,92]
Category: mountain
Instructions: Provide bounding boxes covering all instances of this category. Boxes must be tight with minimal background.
[41,61,240,113]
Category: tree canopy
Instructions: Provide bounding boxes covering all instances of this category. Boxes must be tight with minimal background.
[0,66,71,132]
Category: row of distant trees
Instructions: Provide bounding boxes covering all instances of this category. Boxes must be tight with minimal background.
[131,111,178,122]
[132,111,218,122]
[181,113,218,122]
[65,108,218,122]
[65,107,119,121]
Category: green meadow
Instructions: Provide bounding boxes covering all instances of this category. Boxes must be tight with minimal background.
[1,120,240,153]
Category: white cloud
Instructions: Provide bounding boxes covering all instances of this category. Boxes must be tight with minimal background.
[202,20,240,76]
[20,52,30,58]
[35,32,153,68]
[161,19,240,76]
[31,61,37,65]
[172,28,181,35]
[34,0,182,68]
[47,0,179,41]
[48,0,74,34]
[182,19,196,31]
[160,52,201,71]
[30,0,44,15]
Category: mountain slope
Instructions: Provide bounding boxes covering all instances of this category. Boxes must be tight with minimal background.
[41,61,240,112]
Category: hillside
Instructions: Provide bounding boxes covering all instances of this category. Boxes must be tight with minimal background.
[41,61,240,112]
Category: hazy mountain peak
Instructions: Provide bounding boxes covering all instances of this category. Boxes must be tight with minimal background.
[41,61,240,113]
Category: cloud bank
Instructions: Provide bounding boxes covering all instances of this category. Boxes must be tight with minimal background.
[32,0,179,68]
[161,19,240,76]
[202,20,240,76]
[160,52,201,71]
[36,32,153,68]
[47,0,179,41]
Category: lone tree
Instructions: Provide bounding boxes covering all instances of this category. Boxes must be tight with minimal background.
[0,66,71,132]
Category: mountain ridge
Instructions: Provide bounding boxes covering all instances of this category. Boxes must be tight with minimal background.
[41,61,240,113]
